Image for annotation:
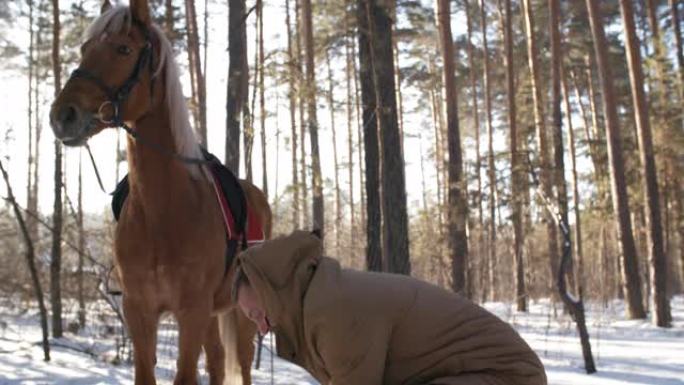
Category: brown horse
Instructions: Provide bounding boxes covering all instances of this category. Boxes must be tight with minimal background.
[49,1,270,384]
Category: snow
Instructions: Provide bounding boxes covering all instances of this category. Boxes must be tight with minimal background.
[1,296,683,385]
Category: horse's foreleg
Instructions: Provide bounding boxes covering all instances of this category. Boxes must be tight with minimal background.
[123,296,159,385]
[203,316,225,385]
[174,304,212,385]
[235,309,257,385]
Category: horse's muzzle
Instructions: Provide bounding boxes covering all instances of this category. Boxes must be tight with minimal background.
[50,102,94,146]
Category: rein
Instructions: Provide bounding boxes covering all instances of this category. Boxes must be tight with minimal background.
[67,18,211,194]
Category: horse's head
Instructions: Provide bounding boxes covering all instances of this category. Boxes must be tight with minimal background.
[50,0,157,146]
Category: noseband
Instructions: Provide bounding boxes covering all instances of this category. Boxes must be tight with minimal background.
[67,18,154,127]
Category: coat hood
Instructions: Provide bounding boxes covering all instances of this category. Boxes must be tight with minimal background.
[235,230,322,362]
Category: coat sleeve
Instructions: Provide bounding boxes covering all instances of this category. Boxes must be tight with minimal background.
[310,314,390,385]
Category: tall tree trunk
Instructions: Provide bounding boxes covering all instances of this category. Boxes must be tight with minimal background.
[0,160,50,361]
[436,0,468,294]
[165,0,174,39]
[357,0,382,271]
[465,0,484,299]
[562,67,584,299]
[346,10,356,259]
[273,89,281,218]
[27,0,36,240]
[522,0,559,298]
[296,0,310,228]
[258,0,268,199]
[225,0,248,174]
[549,0,570,241]
[480,0,497,301]
[419,133,429,214]
[51,0,63,338]
[184,0,206,144]
[326,48,342,252]
[620,0,671,327]
[245,17,259,183]
[352,33,367,237]
[392,26,404,144]
[301,0,324,234]
[366,0,410,275]
[77,152,85,328]
[428,57,444,235]
[31,18,43,239]
[585,0,647,319]
[500,0,526,311]
[286,0,300,228]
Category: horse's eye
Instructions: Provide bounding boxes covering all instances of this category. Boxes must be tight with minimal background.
[117,45,132,55]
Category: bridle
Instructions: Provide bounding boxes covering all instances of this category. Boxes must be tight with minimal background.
[68,18,154,129]
[66,18,211,177]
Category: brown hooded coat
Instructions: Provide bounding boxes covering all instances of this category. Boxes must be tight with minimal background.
[236,231,547,385]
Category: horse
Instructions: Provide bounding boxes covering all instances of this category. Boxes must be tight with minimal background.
[49,0,270,384]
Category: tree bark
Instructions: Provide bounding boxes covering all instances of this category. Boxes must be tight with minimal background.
[357,0,382,271]
[165,0,174,39]
[436,0,468,294]
[586,0,647,319]
[302,0,323,233]
[620,0,671,326]
[465,0,484,300]
[0,160,50,361]
[522,0,559,299]
[286,0,300,227]
[51,0,63,339]
[500,0,526,311]
[225,0,248,174]
[366,0,410,275]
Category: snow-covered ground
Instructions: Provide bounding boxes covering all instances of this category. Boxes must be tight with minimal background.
[1,296,682,385]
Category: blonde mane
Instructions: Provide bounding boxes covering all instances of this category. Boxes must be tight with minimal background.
[85,5,205,179]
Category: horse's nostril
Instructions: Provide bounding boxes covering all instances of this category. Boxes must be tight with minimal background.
[59,104,79,126]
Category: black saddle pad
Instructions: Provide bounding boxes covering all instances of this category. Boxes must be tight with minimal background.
[111,149,247,238]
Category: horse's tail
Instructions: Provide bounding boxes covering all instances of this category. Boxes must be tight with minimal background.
[218,309,244,385]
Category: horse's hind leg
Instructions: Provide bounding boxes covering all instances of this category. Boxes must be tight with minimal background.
[123,296,159,385]
[174,303,212,385]
[203,316,225,385]
[236,310,257,385]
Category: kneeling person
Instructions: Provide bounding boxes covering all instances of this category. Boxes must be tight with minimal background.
[233,231,547,385]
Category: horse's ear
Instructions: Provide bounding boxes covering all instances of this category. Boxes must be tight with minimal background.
[129,0,151,25]
[100,0,112,14]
